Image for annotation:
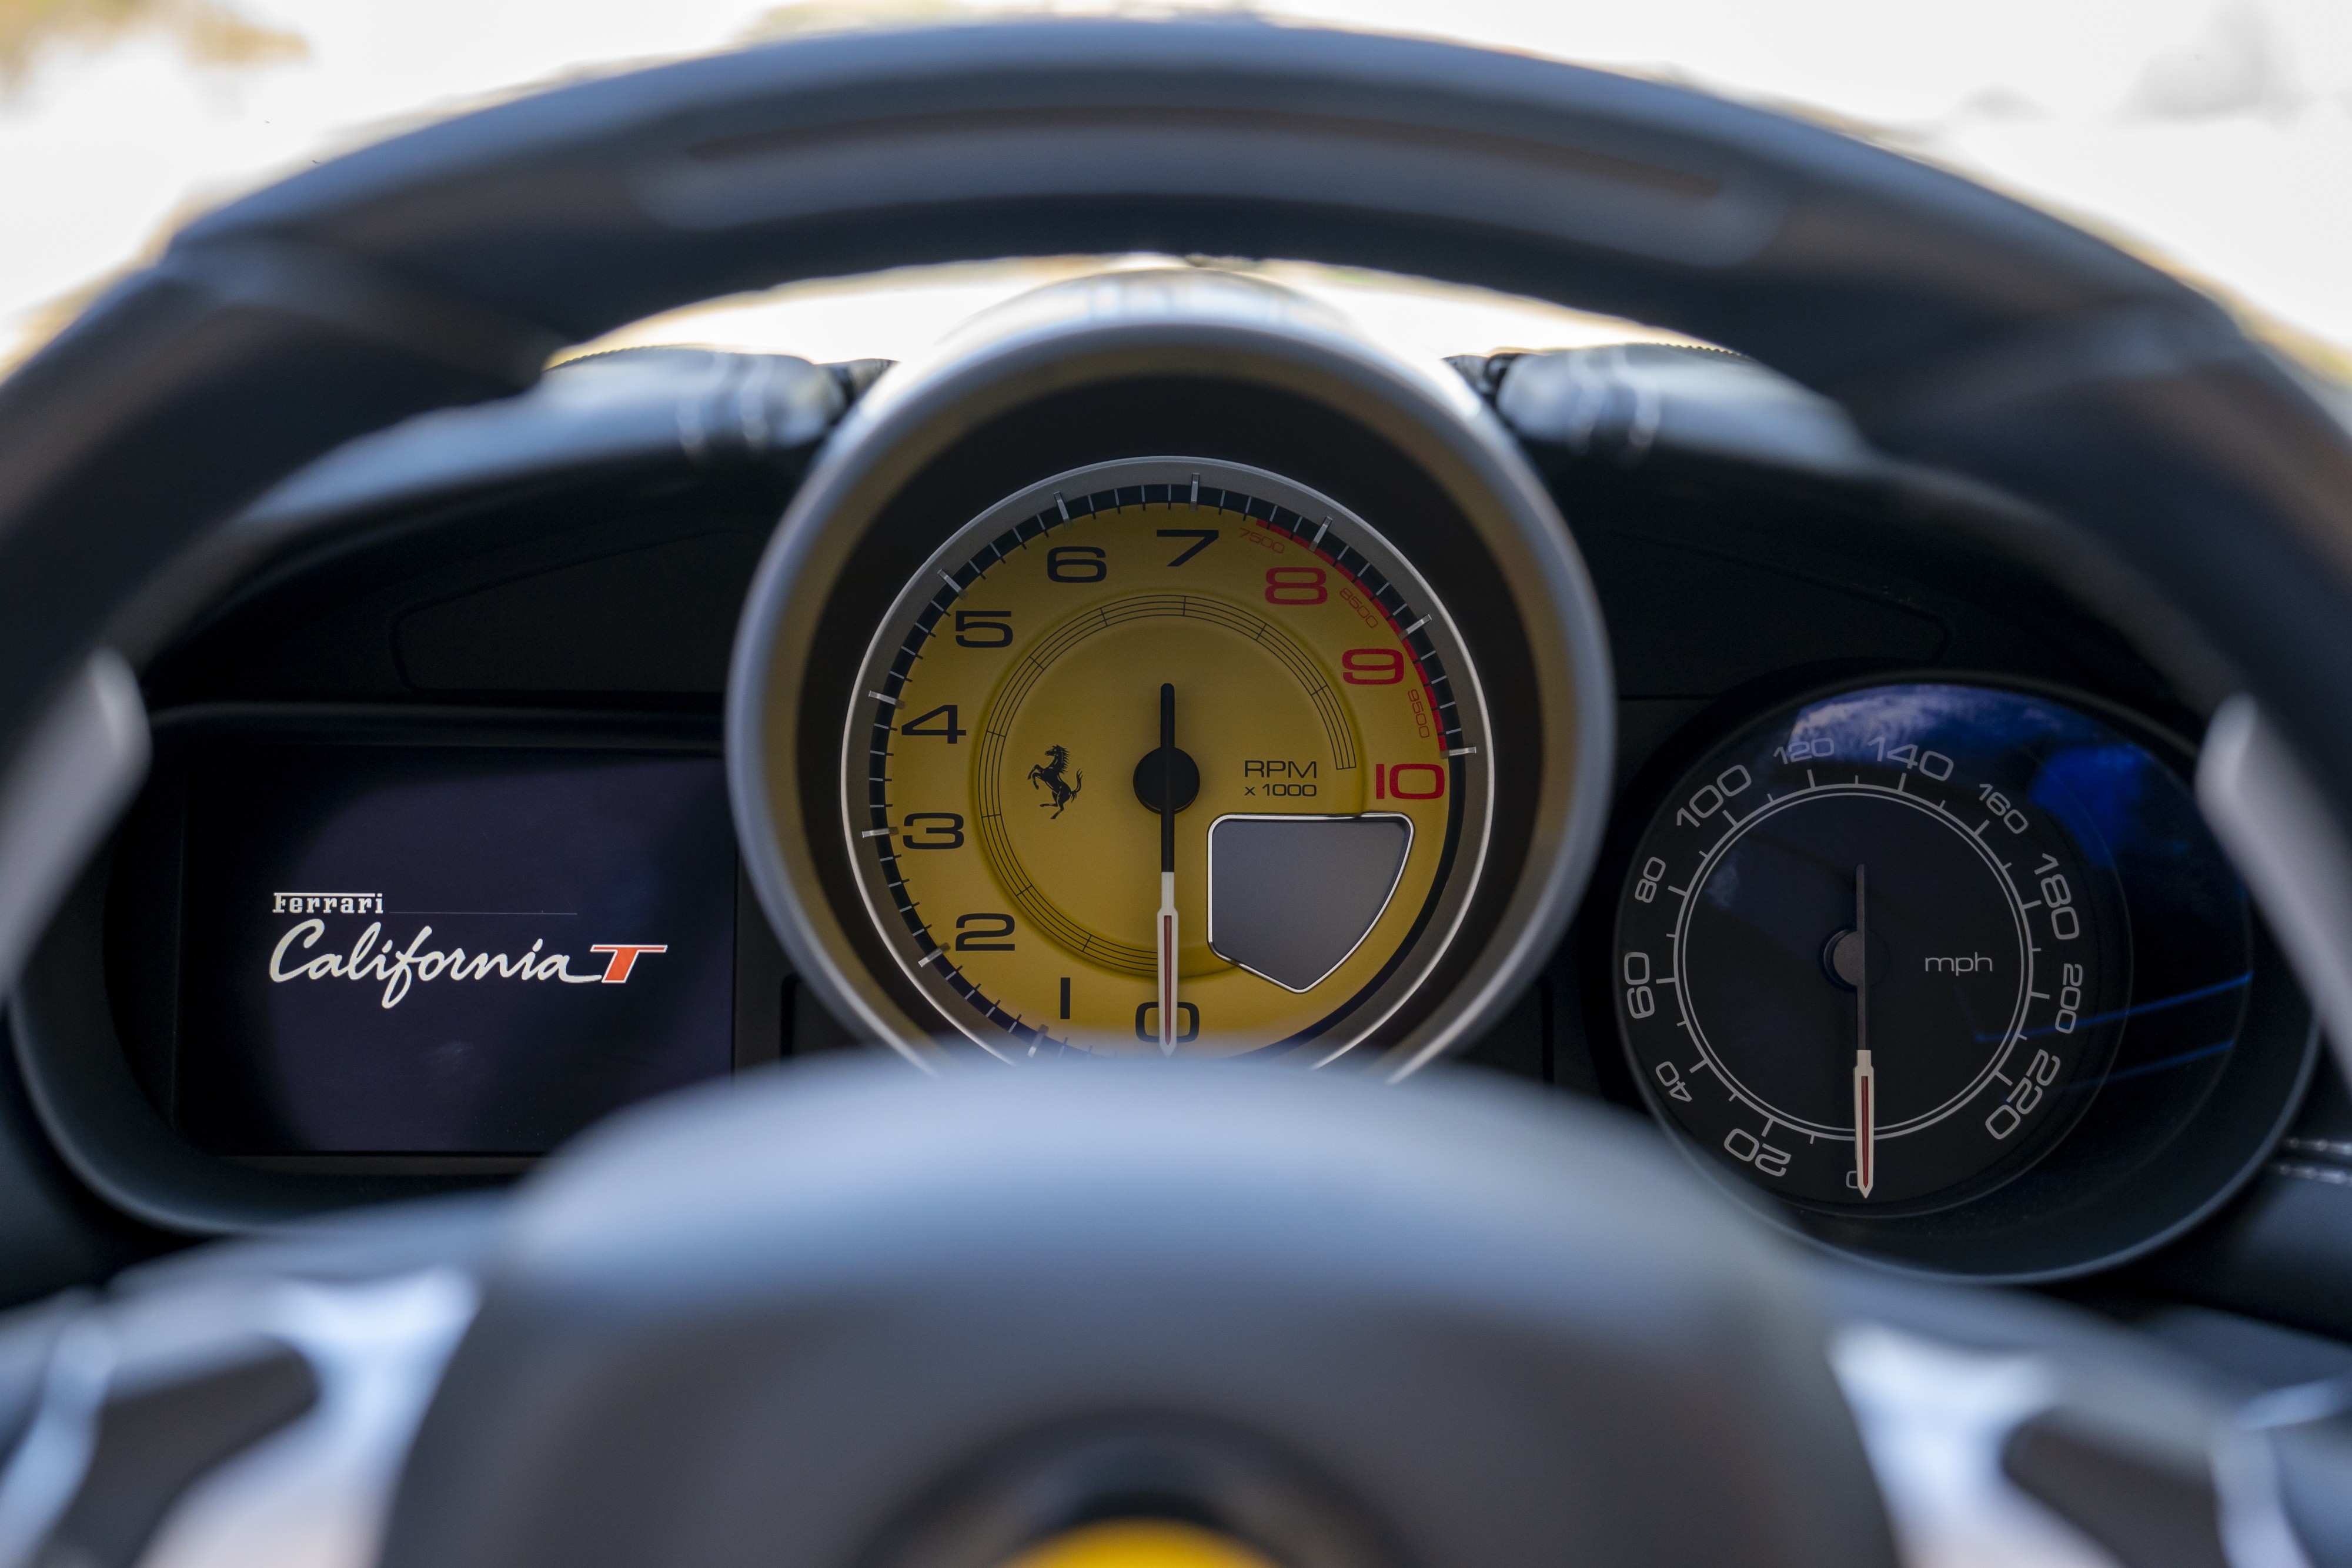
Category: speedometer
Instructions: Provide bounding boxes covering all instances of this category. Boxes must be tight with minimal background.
[1611,677,2321,1280]
[1615,683,2132,1211]
[846,457,1491,1060]
[1611,678,2316,1281]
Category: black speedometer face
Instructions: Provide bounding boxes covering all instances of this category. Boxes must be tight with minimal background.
[1616,683,2143,1212]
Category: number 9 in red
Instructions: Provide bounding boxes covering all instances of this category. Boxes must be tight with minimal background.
[1342,648,1404,684]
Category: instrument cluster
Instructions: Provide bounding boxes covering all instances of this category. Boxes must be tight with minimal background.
[32,277,2318,1284]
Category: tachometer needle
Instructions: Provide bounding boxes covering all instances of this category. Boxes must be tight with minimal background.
[1853,863,1875,1199]
[1157,682,1179,1055]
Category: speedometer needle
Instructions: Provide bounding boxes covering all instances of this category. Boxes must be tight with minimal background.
[1853,863,1875,1199]
[1157,682,1180,1055]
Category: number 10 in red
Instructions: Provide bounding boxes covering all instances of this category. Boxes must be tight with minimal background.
[1375,762,1446,800]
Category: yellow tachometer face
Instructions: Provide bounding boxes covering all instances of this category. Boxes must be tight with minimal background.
[844,458,1491,1061]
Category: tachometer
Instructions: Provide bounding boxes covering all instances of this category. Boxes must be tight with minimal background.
[845,457,1491,1060]
[729,267,1615,1078]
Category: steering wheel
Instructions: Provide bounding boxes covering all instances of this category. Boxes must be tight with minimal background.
[2,18,2351,1567]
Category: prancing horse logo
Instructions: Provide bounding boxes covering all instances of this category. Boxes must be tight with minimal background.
[1028,745,1083,818]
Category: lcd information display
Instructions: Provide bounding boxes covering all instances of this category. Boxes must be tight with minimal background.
[177,745,736,1155]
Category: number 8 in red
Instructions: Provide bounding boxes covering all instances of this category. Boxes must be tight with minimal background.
[1264,566,1327,604]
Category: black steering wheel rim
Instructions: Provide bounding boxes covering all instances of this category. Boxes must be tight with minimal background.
[1,15,2346,1099]
[2,19,2345,1566]
[5,19,2347,837]
[8,17,2348,1069]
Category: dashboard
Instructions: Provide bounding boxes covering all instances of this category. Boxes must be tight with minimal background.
[15,269,2344,1308]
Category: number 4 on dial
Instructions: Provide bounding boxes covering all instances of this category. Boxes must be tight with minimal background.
[901,704,965,743]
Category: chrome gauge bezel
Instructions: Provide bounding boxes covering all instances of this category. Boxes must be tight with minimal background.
[840,456,1494,1062]
[727,269,1616,1076]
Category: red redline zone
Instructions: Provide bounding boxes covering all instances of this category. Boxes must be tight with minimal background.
[1244,516,1450,758]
